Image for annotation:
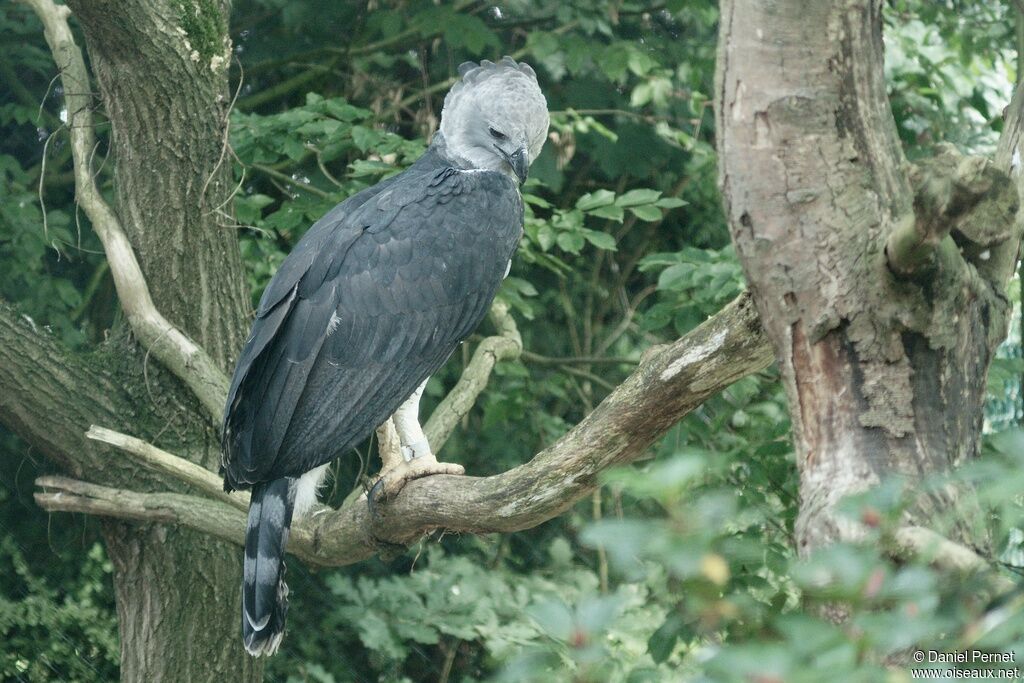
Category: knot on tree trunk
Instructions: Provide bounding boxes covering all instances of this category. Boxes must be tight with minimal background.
[887,143,1020,279]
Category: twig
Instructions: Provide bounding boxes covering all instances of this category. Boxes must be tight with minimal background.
[424,300,523,452]
[307,144,346,189]
[85,425,249,511]
[250,162,331,199]
[236,56,341,110]
[521,351,637,365]
[558,364,616,392]
[200,55,245,214]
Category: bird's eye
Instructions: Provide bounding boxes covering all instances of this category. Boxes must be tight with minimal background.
[488,127,507,141]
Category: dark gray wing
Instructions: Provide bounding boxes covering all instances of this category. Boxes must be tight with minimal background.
[222,164,522,489]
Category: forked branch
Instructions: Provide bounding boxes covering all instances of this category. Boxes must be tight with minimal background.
[21,0,229,423]
[37,293,775,567]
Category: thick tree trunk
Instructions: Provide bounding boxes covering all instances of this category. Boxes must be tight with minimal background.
[38,1,256,679]
[716,0,1020,557]
[66,0,248,364]
[0,304,260,681]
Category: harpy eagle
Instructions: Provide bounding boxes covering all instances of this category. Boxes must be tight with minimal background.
[221,57,549,656]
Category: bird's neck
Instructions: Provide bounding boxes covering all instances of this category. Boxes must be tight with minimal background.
[428,133,519,184]
[428,132,473,169]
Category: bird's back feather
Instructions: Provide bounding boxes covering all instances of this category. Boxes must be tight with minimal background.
[221,144,522,490]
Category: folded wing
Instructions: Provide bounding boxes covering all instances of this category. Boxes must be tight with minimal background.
[222,164,521,489]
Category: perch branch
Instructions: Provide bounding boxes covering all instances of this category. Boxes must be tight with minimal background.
[425,300,522,453]
[21,0,229,424]
[36,293,775,567]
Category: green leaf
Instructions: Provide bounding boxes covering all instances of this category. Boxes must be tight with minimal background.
[528,600,574,641]
[630,82,653,108]
[655,197,687,208]
[629,204,663,222]
[524,193,552,209]
[576,189,616,211]
[536,224,555,251]
[350,125,378,152]
[657,263,692,290]
[587,204,624,222]
[648,613,687,663]
[581,229,617,251]
[556,230,585,254]
[577,595,624,634]
[615,189,662,207]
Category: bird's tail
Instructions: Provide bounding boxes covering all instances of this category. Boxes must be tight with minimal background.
[242,477,295,656]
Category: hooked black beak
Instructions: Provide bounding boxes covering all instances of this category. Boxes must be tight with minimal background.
[498,146,529,184]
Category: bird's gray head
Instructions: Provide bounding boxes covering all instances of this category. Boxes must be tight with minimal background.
[438,57,549,184]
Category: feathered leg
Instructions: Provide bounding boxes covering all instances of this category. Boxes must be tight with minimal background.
[370,380,464,503]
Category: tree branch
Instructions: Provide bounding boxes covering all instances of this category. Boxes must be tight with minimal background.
[425,300,522,453]
[85,426,249,511]
[0,303,123,473]
[36,293,774,567]
[21,0,229,424]
[990,79,1024,290]
[886,144,1013,278]
[890,526,1014,593]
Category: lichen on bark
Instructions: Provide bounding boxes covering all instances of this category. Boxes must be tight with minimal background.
[173,0,229,65]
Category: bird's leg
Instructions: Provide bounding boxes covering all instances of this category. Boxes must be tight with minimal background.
[374,419,405,472]
[370,380,464,504]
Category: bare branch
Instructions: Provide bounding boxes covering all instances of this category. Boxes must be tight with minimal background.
[891,526,1014,593]
[85,426,249,511]
[20,0,229,424]
[37,293,774,567]
[35,475,317,566]
[425,300,523,452]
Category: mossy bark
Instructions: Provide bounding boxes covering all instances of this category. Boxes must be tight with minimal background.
[13,1,258,679]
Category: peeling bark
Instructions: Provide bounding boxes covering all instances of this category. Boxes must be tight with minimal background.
[717,0,1021,555]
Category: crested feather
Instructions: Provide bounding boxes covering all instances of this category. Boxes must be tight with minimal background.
[455,56,538,86]
[440,56,549,169]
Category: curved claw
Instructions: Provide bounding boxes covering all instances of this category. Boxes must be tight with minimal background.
[367,476,387,519]
[366,456,465,513]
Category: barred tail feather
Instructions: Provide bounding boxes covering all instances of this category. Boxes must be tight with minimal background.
[242,477,295,656]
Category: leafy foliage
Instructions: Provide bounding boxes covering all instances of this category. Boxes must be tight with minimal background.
[0,539,119,682]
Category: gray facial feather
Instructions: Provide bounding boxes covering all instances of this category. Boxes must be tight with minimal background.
[439,57,549,181]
